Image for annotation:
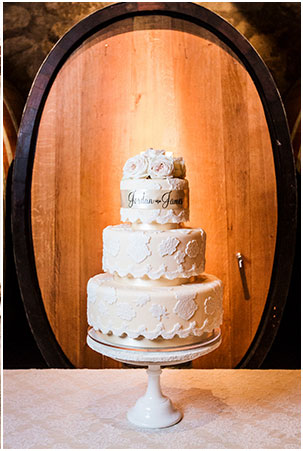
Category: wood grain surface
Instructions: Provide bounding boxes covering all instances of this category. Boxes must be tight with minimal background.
[31,16,277,369]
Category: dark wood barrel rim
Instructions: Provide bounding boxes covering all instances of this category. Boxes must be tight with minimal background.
[11,2,297,368]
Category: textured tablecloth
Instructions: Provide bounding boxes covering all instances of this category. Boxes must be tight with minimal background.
[3,369,300,449]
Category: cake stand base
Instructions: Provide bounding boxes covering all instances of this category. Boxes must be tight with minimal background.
[127,365,182,428]
[87,328,221,429]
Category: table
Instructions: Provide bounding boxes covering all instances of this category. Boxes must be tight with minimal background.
[3,369,300,449]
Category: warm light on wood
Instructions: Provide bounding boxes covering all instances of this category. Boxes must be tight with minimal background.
[31,16,277,368]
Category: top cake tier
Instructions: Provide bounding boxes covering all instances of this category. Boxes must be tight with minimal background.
[120,149,189,224]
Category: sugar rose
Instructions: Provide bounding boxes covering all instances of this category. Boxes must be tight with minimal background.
[148,155,175,178]
[122,154,149,179]
[143,148,165,159]
[173,157,186,178]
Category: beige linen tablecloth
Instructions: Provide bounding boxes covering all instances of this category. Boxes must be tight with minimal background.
[3,369,300,449]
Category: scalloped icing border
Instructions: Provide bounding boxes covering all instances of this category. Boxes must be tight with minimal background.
[120,208,189,224]
[88,316,222,340]
[103,260,205,280]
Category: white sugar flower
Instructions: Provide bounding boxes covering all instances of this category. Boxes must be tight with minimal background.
[149,304,168,321]
[123,154,149,179]
[204,296,217,315]
[135,294,151,307]
[143,148,165,158]
[173,294,198,320]
[173,157,186,179]
[127,232,151,263]
[116,303,136,321]
[185,240,200,259]
[97,301,109,316]
[104,238,120,257]
[103,287,117,305]
[174,250,186,265]
[158,237,180,257]
[148,155,175,178]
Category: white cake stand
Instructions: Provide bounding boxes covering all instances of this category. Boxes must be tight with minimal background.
[87,327,222,429]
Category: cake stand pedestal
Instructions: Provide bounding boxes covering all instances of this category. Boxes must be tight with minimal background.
[87,328,221,429]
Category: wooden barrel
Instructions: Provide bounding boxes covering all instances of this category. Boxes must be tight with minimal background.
[12,3,297,369]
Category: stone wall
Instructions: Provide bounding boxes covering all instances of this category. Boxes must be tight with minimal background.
[4,2,301,103]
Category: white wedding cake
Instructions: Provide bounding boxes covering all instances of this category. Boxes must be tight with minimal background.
[87,149,223,349]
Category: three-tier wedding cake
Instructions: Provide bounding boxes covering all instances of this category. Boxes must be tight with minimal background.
[87,149,223,349]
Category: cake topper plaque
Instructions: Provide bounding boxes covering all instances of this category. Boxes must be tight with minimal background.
[121,189,189,210]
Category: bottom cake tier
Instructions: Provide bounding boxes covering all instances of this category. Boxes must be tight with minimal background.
[87,273,223,348]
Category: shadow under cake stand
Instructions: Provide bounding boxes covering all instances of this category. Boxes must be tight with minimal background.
[87,327,222,428]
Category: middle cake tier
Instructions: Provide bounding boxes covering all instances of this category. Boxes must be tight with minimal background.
[102,224,206,280]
